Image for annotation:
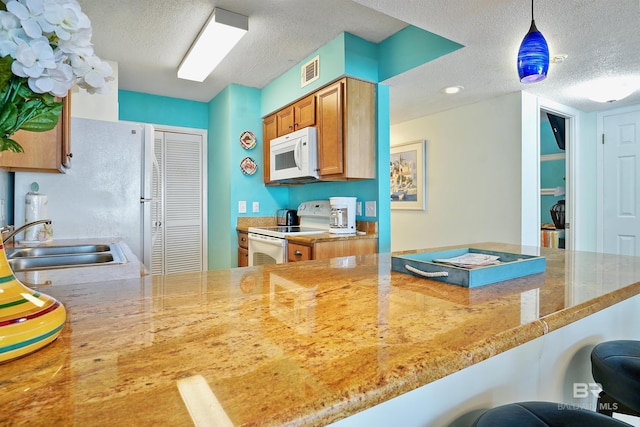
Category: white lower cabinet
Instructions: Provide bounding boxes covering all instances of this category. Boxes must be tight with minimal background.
[152,130,207,274]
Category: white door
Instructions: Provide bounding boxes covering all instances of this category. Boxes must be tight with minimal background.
[603,109,640,256]
[152,130,206,274]
[151,131,164,275]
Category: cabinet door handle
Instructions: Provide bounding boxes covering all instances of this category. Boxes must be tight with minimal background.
[241,237,246,242]
[294,250,302,256]
[67,153,73,158]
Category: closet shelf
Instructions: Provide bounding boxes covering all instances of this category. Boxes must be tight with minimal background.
[541,153,566,162]
[541,187,565,196]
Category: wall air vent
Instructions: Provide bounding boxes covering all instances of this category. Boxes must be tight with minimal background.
[301,55,319,88]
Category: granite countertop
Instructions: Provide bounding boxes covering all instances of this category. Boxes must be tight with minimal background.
[3,243,640,426]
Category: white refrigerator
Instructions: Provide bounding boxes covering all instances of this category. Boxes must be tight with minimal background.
[14,118,157,270]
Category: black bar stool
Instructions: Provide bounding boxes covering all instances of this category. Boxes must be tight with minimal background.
[472,401,631,426]
[591,340,640,417]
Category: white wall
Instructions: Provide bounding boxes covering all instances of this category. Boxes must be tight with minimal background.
[390,92,602,253]
[70,60,119,122]
[390,92,523,252]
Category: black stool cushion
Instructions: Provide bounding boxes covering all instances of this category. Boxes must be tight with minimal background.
[472,401,631,427]
[591,340,640,412]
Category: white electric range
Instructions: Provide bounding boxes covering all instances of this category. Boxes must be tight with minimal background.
[248,200,330,265]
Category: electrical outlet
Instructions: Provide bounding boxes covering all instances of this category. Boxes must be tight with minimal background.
[356,201,362,216]
[365,201,376,217]
[238,200,247,213]
[252,201,260,213]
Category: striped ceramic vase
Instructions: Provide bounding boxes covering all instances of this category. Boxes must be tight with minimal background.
[0,239,66,363]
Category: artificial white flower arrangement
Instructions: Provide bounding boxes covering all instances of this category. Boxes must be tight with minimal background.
[0,0,112,152]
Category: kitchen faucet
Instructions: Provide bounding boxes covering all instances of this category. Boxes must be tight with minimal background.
[0,219,53,245]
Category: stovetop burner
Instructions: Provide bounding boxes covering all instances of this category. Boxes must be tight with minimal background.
[249,200,331,238]
[248,225,327,238]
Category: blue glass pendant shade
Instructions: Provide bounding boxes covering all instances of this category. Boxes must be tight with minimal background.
[517,20,549,83]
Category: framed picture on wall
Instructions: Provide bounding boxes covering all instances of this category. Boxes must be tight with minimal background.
[390,139,426,210]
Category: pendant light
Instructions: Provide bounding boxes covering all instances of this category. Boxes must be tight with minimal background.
[517,0,549,83]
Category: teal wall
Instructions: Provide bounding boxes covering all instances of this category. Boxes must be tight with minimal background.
[378,25,463,81]
[540,119,565,224]
[344,33,379,82]
[215,85,288,269]
[261,34,346,116]
[118,26,461,268]
[208,87,233,269]
[119,90,208,129]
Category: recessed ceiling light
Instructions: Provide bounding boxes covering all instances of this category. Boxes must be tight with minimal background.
[442,85,464,94]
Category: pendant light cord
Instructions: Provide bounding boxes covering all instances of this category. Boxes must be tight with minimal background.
[531,0,534,20]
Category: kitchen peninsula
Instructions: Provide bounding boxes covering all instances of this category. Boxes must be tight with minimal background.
[2,243,640,426]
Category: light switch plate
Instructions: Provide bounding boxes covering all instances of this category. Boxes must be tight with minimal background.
[356,201,362,216]
[252,201,259,213]
[365,201,376,217]
[238,200,247,213]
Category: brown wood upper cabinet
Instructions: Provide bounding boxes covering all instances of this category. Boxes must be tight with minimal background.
[317,78,375,180]
[0,95,72,173]
[276,94,316,136]
[262,77,376,184]
[262,114,277,183]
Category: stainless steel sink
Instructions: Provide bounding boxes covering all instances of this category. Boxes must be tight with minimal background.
[6,243,128,272]
[8,244,111,258]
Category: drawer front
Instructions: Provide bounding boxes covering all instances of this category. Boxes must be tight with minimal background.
[238,231,249,249]
[288,243,312,262]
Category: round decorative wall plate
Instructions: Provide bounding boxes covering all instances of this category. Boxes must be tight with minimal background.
[239,131,257,150]
[240,157,258,175]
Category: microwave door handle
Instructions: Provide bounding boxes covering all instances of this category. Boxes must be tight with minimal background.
[294,140,302,170]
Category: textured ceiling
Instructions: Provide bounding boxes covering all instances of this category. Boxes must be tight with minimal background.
[78,0,640,124]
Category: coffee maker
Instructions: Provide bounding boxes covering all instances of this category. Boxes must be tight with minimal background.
[329,197,356,235]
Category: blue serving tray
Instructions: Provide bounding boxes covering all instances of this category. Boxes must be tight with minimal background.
[391,248,546,288]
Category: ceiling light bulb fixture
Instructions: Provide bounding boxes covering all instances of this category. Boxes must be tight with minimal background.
[582,77,640,103]
[517,0,549,83]
[178,8,248,82]
[442,85,464,94]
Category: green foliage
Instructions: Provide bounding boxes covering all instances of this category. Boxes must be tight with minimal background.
[0,56,63,152]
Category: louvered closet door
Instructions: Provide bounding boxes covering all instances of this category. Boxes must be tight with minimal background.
[151,132,164,275]
[153,131,205,274]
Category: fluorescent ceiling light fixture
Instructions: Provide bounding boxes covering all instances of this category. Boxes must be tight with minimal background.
[576,76,640,103]
[178,8,248,82]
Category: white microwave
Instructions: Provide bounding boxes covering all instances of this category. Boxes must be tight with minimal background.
[269,126,319,182]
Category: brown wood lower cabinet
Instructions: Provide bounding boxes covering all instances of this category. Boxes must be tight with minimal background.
[237,231,377,267]
[288,243,312,262]
[288,239,377,262]
[237,231,249,267]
